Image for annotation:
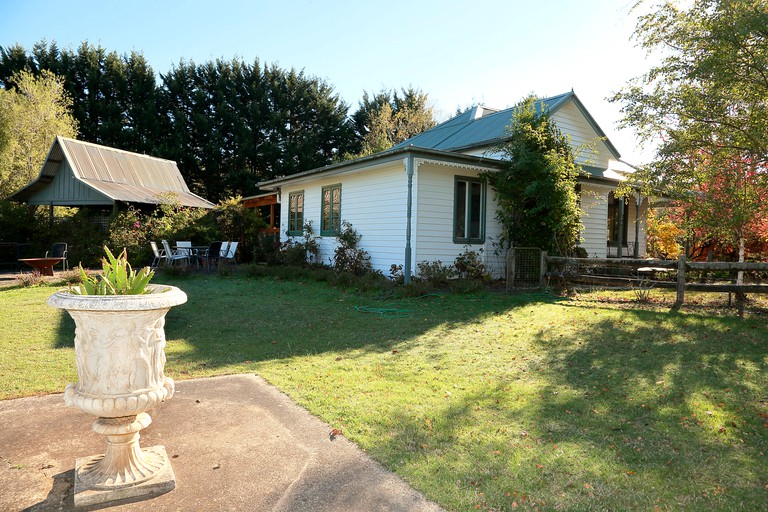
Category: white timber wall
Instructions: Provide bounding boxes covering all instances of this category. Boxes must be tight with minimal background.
[550,101,614,168]
[279,162,409,273]
[579,184,610,258]
[578,185,649,258]
[462,100,616,168]
[414,161,505,278]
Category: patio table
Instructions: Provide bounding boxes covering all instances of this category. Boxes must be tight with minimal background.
[174,245,208,267]
[19,257,63,276]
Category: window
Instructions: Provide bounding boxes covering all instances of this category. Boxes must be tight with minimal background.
[607,192,628,245]
[321,184,341,236]
[287,191,304,235]
[453,176,485,244]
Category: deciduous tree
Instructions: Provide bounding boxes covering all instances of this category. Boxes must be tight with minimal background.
[0,69,78,198]
[611,0,768,268]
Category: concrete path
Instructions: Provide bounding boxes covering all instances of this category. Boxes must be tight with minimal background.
[0,374,444,511]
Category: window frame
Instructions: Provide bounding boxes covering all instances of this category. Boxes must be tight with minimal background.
[287,190,304,236]
[607,192,629,246]
[453,175,486,244]
[320,184,342,237]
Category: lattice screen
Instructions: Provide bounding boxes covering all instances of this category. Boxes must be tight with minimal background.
[506,247,542,290]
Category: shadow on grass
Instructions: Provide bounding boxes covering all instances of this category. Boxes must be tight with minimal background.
[374,302,768,510]
[53,312,75,349]
[143,276,559,372]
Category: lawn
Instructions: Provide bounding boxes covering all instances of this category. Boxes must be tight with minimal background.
[2,275,767,511]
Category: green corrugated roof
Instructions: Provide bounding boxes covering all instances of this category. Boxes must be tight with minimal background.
[392,91,620,160]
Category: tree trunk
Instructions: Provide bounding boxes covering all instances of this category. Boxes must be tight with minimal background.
[737,236,745,285]
[736,235,746,317]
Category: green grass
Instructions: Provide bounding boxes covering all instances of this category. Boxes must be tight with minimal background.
[2,275,767,511]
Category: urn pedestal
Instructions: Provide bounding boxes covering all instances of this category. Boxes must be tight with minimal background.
[49,285,187,508]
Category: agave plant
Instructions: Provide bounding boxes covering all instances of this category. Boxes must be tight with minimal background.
[70,246,154,295]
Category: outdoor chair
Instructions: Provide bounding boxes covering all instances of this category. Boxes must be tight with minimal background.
[150,241,166,268]
[176,241,196,266]
[161,239,189,267]
[200,241,223,271]
[45,242,68,271]
[222,241,238,267]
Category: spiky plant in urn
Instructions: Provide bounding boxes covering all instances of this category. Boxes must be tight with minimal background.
[48,247,186,507]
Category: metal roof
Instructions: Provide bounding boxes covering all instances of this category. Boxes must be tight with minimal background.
[258,145,503,188]
[10,137,215,208]
[391,91,621,159]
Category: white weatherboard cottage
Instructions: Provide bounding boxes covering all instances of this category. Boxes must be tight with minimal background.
[258,91,648,278]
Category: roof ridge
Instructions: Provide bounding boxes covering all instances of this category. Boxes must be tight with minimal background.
[57,136,177,164]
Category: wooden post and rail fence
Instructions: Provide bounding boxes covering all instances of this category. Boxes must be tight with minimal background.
[538,253,768,305]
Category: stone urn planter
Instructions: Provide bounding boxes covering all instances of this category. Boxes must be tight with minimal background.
[49,284,187,507]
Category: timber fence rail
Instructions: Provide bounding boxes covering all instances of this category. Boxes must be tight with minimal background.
[543,253,768,306]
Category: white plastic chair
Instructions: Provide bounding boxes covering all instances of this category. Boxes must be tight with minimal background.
[219,241,230,259]
[222,241,238,267]
[176,241,195,266]
[161,239,189,267]
[149,241,166,268]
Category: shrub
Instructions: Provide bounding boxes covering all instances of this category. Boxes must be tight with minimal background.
[454,247,487,280]
[389,264,405,284]
[58,268,85,285]
[52,209,111,267]
[109,206,152,265]
[0,200,43,244]
[569,246,589,258]
[253,233,281,265]
[332,221,372,276]
[279,221,319,266]
[416,260,455,287]
[16,270,45,287]
[212,196,266,263]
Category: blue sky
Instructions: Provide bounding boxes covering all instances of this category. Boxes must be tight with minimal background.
[1,0,653,163]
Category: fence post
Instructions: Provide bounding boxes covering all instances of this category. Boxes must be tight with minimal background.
[540,250,548,288]
[676,254,686,306]
[507,248,516,293]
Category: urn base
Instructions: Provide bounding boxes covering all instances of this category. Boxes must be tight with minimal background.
[74,445,175,508]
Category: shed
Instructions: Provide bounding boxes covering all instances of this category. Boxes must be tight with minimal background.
[9,136,214,209]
